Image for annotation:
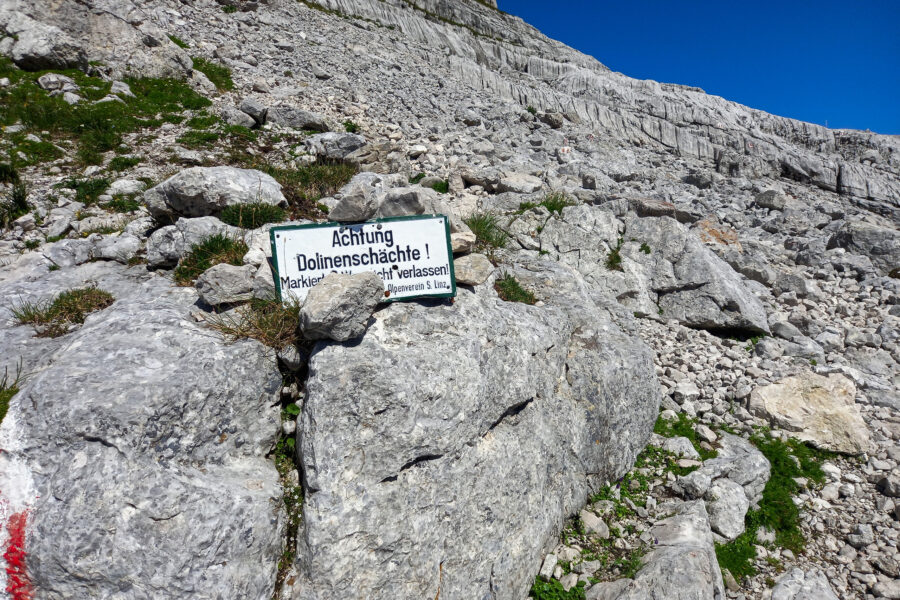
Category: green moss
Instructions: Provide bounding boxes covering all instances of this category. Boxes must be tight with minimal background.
[494,273,536,304]
[173,234,248,286]
[429,179,449,194]
[191,56,234,91]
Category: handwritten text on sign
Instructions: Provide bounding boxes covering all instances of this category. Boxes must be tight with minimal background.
[269,215,456,302]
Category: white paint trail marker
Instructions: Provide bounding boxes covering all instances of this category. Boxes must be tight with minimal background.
[269,215,456,303]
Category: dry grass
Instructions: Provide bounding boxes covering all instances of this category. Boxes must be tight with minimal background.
[11,287,114,337]
[206,296,301,350]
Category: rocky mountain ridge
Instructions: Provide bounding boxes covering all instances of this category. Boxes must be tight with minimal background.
[0,0,898,599]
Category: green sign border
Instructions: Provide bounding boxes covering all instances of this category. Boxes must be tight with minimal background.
[269,214,457,303]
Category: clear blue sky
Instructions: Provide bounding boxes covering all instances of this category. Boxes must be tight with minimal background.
[498,1,900,134]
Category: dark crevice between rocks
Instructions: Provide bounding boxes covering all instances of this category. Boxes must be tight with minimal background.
[380,453,445,483]
[486,397,534,433]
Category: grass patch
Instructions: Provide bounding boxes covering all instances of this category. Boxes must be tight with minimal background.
[187,113,220,129]
[0,360,25,427]
[191,57,234,91]
[494,273,536,304]
[714,431,834,582]
[606,237,624,271]
[540,191,574,215]
[11,287,114,337]
[220,203,286,229]
[222,4,238,13]
[57,177,110,205]
[102,195,141,213]
[252,162,357,220]
[408,172,425,184]
[173,234,248,286]
[176,129,219,149]
[464,212,508,251]
[206,296,301,350]
[640,242,651,254]
[653,413,717,460]
[168,34,189,49]
[0,58,211,166]
[107,156,141,172]
[529,577,586,600]
[1,182,29,229]
[343,120,359,133]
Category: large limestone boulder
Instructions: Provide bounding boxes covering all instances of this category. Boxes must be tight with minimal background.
[143,167,286,220]
[771,568,840,600]
[749,373,871,454]
[1,12,87,71]
[291,258,660,600]
[0,262,283,599]
[827,221,900,277]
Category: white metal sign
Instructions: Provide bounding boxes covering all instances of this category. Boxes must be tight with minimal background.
[269,215,456,303]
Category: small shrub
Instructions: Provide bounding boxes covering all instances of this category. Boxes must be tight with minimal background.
[220,203,286,229]
[108,156,141,172]
[24,239,40,250]
[526,105,537,115]
[494,273,536,304]
[606,237,624,271]
[222,4,238,13]
[207,296,301,350]
[11,287,114,337]
[429,179,449,194]
[464,212,508,251]
[192,56,234,91]
[168,34,189,49]
[529,577,585,600]
[173,234,248,286]
[343,120,359,133]
[1,182,29,228]
[639,242,651,254]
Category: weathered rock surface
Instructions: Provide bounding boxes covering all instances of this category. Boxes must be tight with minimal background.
[144,167,286,220]
[304,132,367,160]
[0,262,283,599]
[299,272,384,341]
[771,568,840,600]
[749,373,872,454]
[614,501,725,600]
[294,258,659,599]
[146,216,242,268]
[453,253,493,285]
[195,263,256,306]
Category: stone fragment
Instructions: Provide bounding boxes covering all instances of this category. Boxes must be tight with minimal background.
[195,263,256,306]
[143,167,285,219]
[299,272,384,341]
[497,173,543,194]
[749,373,871,454]
[705,478,749,540]
[266,106,329,131]
[454,254,493,285]
[304,132,366,160]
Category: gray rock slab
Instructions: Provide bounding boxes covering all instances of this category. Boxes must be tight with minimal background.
[299,272,384,341]
[771,568,840,600]
[195,263,256,306]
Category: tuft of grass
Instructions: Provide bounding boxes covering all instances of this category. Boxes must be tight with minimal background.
[219,203,286,229]
[529,577,586,600]
[0,163,19,184]
[640,242,651,254]
[464,212,508,251]
[606,237,624,271]
[342,120,359,133]
[168,34,189,49]
[187,113,220,129]
[191,56,234,91]
[494,273,536,305]
[540,191,574,215]
[173,234,248,286]
[408,172,426,184]
[107,156,141,172]
[222,4,238,13]
[11,287,114,337]
[102,195,141,213]
[206,296,301,350]
[526,105,537,115]
[1,182,30,228]
[0,360,25,426]
[176,129,219,149]
[57,177,110,205]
